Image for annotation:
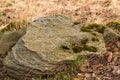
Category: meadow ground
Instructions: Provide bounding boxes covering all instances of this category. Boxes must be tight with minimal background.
[0,0,120,80]
[0,0,120,28]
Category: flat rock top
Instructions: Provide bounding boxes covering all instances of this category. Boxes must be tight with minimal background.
[23,15,82,62]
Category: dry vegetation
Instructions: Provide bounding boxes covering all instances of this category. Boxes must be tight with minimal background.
[0,0,120,28]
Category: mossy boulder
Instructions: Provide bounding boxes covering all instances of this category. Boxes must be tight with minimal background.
[3,15,106,79]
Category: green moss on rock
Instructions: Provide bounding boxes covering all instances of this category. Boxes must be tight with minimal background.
[106,21,120,31]
[81,23,105,33]
[81,38,88,45]
[81,26,92,32]
[72,46,83,53]
[88,23,105,33]
[84,45,97,52]
[72,45,98,53]
[73,21,81,25]
[92,37,99,42]
[91,32,97,36]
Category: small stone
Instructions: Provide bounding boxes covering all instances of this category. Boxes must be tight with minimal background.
[112,66,120,75]
[85,73,91,78]
[96,77,101,80]
[93,70,100,75]
[107,52,113,62]
[92,73,96,77]
[76,73,84,78]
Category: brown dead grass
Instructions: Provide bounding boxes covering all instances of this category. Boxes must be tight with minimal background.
[0,0,120,27]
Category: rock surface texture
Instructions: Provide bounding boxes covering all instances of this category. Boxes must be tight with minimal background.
[2,15,107,79]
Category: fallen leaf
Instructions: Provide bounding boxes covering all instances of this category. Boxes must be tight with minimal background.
[80,67,87,72]
[107,52,113,62]
[76,73,85,78]
[93,70,100,75]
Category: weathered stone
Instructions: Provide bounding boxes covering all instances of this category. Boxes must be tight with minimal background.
[3,15,106,79]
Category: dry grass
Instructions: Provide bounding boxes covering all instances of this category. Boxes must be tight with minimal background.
[0,0,120,28]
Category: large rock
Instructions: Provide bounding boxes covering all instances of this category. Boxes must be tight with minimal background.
[3,15,106,79]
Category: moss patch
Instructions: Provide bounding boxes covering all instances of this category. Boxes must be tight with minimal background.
[81,38,88,45]
[106,21,120,31]
[73,21,81,25]
[72,45,98,53]
[81,23,105,33]
[91,37,99,42]
[91,32,97,36]
[72,46,83,53]
[84,45,97,52]
[81,26,92,32]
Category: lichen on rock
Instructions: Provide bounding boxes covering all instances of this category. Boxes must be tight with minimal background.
[81,23,105,33]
